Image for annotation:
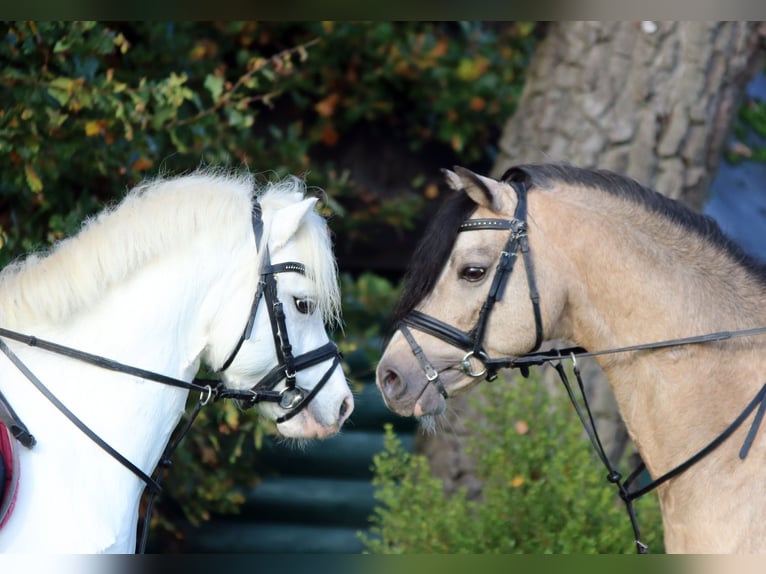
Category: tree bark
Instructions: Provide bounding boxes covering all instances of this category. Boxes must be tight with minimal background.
[419,21,766,497]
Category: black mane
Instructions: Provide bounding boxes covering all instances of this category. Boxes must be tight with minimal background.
[391,188,477,328]
[391,163,766,332]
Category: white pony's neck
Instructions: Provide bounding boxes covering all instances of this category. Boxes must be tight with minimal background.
[0,173,259,553]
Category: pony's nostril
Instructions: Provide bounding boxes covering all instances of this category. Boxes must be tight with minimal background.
[383,369,405,399]
[339,397,348,418]
[338,395,354,424]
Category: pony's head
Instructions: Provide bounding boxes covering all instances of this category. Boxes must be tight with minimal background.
[206,177,352,439]
[376,167,564,419]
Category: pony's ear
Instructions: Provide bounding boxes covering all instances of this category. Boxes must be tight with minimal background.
[449,166,510,213]
[269,197,319,250]
[441,168,464,192]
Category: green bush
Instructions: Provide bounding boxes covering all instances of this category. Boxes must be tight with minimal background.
[361,370,665,554]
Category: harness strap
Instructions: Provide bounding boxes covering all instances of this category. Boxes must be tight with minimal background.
[0,386,35,448]
[402,311,474,351]
[219,202,266,372]
[214,341,340,405]
[518,232,543,351]
[0,327,211,396]
[265,273,296,386]
[400,325,448,398]
[551,352,766,553]
[0,338,163,495]
[490,325,766,373]
[136,393,206,553]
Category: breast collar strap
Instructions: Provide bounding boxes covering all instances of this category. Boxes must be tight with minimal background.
[399,178,544,393]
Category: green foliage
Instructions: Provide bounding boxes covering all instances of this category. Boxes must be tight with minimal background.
[338,272,401,382]
[156,396,277,532]
[727,72,766,165]
[1,21,315,260]
[361,371,665,554]
[0,21,535,266]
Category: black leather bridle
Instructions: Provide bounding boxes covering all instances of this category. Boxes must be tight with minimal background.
[215,200,341,423]
[398,176,543,396]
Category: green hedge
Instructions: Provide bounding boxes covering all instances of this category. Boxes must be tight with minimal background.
[361,370,665,554]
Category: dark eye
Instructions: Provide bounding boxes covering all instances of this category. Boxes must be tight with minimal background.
[460,266,487,282]
[294,297,316,315]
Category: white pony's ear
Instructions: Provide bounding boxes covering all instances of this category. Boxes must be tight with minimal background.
[447,166,512,213]
[269,197,319,250]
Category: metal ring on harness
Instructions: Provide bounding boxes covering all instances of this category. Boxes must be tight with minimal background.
[460,350,488,378]
[199,384,214,406]
[279,386,306,409]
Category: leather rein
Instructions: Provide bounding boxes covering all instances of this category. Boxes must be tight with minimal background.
[396,174,766,553]
[0,199,341,552]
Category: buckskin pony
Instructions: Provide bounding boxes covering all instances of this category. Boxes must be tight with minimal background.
[377,164,766,553]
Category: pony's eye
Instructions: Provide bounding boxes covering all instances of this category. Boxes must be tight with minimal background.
[294,297,316,315]
[460,266,487,282]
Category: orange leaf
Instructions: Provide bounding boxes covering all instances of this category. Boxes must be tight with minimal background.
[514,420,529,435]
[511,476,525,488]
[429,38,448,59]
[320,124,339,147]
[132,157,154,171]
[315,93,340,118]
[469,96,486,112]
[424,183,439,200]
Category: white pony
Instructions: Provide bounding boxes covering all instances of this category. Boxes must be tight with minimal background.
[0,171,353,553]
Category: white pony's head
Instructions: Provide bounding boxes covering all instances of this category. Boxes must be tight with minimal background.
[208,176,352,439]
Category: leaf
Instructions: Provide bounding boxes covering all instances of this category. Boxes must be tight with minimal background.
[315,93,340,118]
[24,163,43,193]
[47,77,74,106]
[204,74,224,102]
[320,123,339,146]
[132,157,153,171]
[84,120,102,137]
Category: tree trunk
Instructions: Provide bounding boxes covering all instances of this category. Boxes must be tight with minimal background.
[418,21,766,497]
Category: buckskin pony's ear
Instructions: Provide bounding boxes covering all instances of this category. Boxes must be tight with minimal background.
[445,166,514,214]
[269,197,319,251]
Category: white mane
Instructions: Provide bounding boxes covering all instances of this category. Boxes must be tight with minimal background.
[0,170,340,329]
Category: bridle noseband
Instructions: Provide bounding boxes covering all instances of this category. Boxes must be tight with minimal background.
[216,200,342,423]
[399,177,543,395]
